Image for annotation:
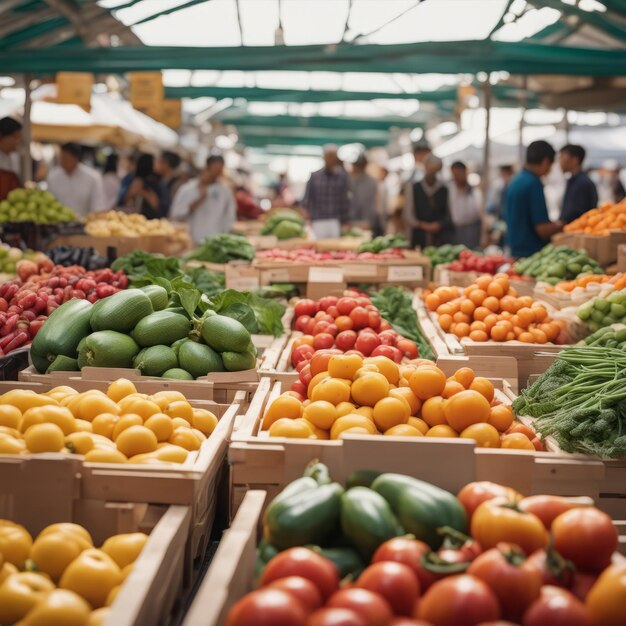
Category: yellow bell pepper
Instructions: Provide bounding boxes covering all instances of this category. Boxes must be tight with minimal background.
[0,572,54,625]
[17,589,91,626]
[0,520,33,565]
[101,532,148,569]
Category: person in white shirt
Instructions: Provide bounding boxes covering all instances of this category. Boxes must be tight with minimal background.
[170,154,236,244]
[47,143,105,217]
[448,161,482,248]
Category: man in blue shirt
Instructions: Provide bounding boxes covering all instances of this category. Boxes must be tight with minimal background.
[505,141,563,258]
[559,144,598,224]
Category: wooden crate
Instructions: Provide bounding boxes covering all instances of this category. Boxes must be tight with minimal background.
[229,376,604,517]
[47,234,146,258]
[182,491,265,626]
[553,231,626,267]
[618,244,626,272]
[433,266,480,287]
[0,378,238,584]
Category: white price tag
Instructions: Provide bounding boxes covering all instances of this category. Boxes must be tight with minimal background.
[388,265,424,281]
[308,266,344,283]
[439,269,450,285]
[341,264,378,278]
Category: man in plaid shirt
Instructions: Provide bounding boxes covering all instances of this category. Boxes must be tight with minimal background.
[303,144,351,239]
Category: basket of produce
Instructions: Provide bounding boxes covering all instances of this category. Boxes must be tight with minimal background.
[422,243,468,267]
[534,272,626,310]
[0,188,77,225]
[186,470,624,626]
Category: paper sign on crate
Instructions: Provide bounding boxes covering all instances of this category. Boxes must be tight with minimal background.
[225,265,260,291]
[388,265,423,281]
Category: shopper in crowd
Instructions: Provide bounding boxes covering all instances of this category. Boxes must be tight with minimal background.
[102,153,120,210]
[448,161,482,248]
[402,138,432,237]
[117,153,164,219]
[504,140,563,258]
[302,144,351,239]
[409,155,452,248]
[0,117,22,200]
[559,144,598,223]
[235,185,262,220]
[349,154,378,227]
[47,143,105,217]
[170,154,236,244]
[374,167,390,237]
[487,164,514,220]
[155,150,183,217]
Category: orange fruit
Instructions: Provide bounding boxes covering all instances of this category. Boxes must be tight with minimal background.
[336,401,356,417]
[490,325,508,342]
[482,296,500,312]
[453,312,471,324]
[487,282,504,299]
[454,323,471,338]
[365,356,400,385]
[475,276,492,291]
[351,373,389,407]
[518,332,535,343]
[517,307,535,327]
[443,390,491,432]
[460,423,501,448]
[453,367,475,388]
[372,397,410,432]
[389,387,421,415]
[469,289,487,305]
[426,425,458,438]
[384,424,423,437]
[354,406,374,419]
[469,377,495,402]
[488,404,515,432]
[328,354,363,380]
[421,396,447,426]
[442,380,464,398]
[425,293,441,311]
[303,401,337,430]
[501,433,535,450]
[439,314,453,332]
[408,367,446,400]
[330,414,377,439]
[269,418,314,439]
[473,306,490,321]
[407,416,429,434]
[469,330,488,342]
[262,394,303,429]
[311,378,351,405]
[530,328,548,344]
[303,420,329,440]
[460,300,476,316]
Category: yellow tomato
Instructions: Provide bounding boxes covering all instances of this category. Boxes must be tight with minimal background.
[75,393,121,422]
[101,532,148,569]
[268,418,314,439]
[155,444,188,463]
[425,424,458,438]
[0,520,32,565]
[105,584,120,606]
[116,393,149,413]
[74,419,93,433]
[0,425,19,438]
[0,390,59,413]
[30,531,84,581]
[144,413,174,442]
[24,423,65,453]
[112,414,143,440]
[59,549,122,609]
[302,419,329,440]
[172,417,191,430]
[364,356,400,385]
[164,400,194,422]
[168,427,201,450]
[87,607,111,626]
[21,405,76,435]
[407,416,429,435]
[38,523,93,548]
[335,401,356,417]
[19,588,91,626]
[191,409,218,436]
[106,378,137,403]
[501,433,535,450]
[302,400,337,430]
[351,373,389,406]
[0,405,21,429]
[0,434,26,454]
[150,390,186,410]
[461,423,501,448]
[421,396,447,427]
[84,448,128,464]
[262,394,303,429]
[115,425,158,458]
[354,406,374,419]
[0,572,54,624]
[330,414,377,439]
[384,424,424,437]
[0,561,18,584]
[372,397,410,432]
[328,354,363,380]
[310,378,351,405]
[120,398,161,420]
[65,432,95,455]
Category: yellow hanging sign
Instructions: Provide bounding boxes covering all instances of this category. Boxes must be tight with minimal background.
[129,72,164,109]
[56,72,94,108]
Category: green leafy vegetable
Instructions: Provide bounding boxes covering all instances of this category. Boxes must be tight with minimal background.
[358,234,407,253]
[185,233,255,263]
[111,251,184,282]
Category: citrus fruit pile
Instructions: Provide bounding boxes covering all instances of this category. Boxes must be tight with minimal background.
[0,379,218,464]
[261,355,543,449]
[424,274,564,344]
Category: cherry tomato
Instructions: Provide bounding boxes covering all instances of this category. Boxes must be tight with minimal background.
[307,608,367,626]
[521,586,590,626]
[292,345,315,368]
[552,508,617,573]
[226,588,307,626]
[337,298,358,316]
[457,482,521,520]
[357,561,420,616]
[355,333,381,357]
[396,339,419,359]
[326,588,393,626]
[349,307,370,330]
[318,296,338,311]
[260,548,339,600]
[417,574,501,626]
[524,548,574,588]
[295,315,312,333]
[518,495,591,530]
[372,537,436,591]
[467,543,542,621]
[585,562,626,626]
[266,576,323,613]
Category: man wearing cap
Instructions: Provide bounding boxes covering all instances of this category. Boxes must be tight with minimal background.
[303,144,351,239]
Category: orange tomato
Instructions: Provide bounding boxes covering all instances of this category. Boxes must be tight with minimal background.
[482,296,500,312]
[372,397,409,431]
[365,356,400,385]
[444,390,491,432]
[426,424,458,438]
[389,387,421,415]
[460,423,500,448]
[473,306,490,321]
[425,293,441,311]
[487,282,504,298]
[460,300,476,316]
[292,336,314,350]
[454,323,471,338]
[384,424,423,437]
[439,313,453,332]
[518,331,535,343]
[475,276,492,291]
[330,414,377,439]
[269,418,314,439]
[335,316,354,331]
[453,367,475,388]
[442,380,465,398]
[506,423,536,439]
[421,396,447,426]
[311,378,351,405]
[517,307,535,327]
[302,401,338,430]
[499,296,518,313]
[328,354,363,380]
[500,433,534,450]
[262,394,303,429]
[407,416,429,435]
[469,330,488,342]
[351,373,389,407]
[488,404,514,432]
[408,367,446,400]
[469,377,495,402]
[469,289,487,305]
[490,324,508,342]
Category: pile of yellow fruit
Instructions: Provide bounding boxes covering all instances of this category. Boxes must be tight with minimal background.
[0,379,218,464]
[0,519,147,624]
[85,211,185,239]
[261,355,539,449]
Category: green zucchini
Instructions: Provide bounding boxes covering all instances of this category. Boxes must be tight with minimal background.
[162,368,194,380]
[201,314,251,353]
[90,289,153,333]
[178,341,224,377]
[132,311,191,347]
[133,345,178,376]
[140,285,169,311]
[77,331,139,369]
[340,487,403,560]
[46,355,79,374]
[221,350,256,372]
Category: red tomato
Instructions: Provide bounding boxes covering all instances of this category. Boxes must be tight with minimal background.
[310,350,337,376]
[337,297,358,316]
[356,297,371,307]
[467,543,542,621]
[295,315,312,332]
[266,577,323,613]
[326,588,393,626]
[260,548,340,600]
[569,571,597,602]
[524,549,573,588]
[313,333,335,350]
[299,364,312,387]
[370,345,403,363]
[372,537,436,592]
[350,307,370,330]
[521,586,590,626]
[379,320,392,331]
[292,345,315,367]
[396,339,419,359]
[457,482,521,520]
[326,324,339,337]
[552,508,617,573]
[295,299,317,318]
[327,306,339,318]
[355,333,382,357]
[307,608,367,626]
[357,561,421,616]
[291,381,307,397]
[417,575,501,626]
[318,296,338,311]
[378,330,398,345]
[313,321,331,335]
[390,620,434,626]
[296,360,309,372]
[226,588,307,626]
[518,496,591,530]
[368,311,382,330]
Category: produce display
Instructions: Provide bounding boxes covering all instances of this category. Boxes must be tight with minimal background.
[445,249,512,274]
[85,211,187,241]
[563,199,626,235]
[0,378,218,462]
[184,233,255,263]
[261,209,306,239]
[256,248,408,262]
[422,243,467,267]
[541,272,625,298]
[357,233,407,253]
[581,324,626,350]
[514,245,602,284]
[425,274,565,344]
[264,356,542,449]
[577,286,626,332]
[513,346,626,458]
[0,188,77,223]
[0,519,148,621]
[0,245,47,276]
[0,259,127,356]
[229,467,623,626]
